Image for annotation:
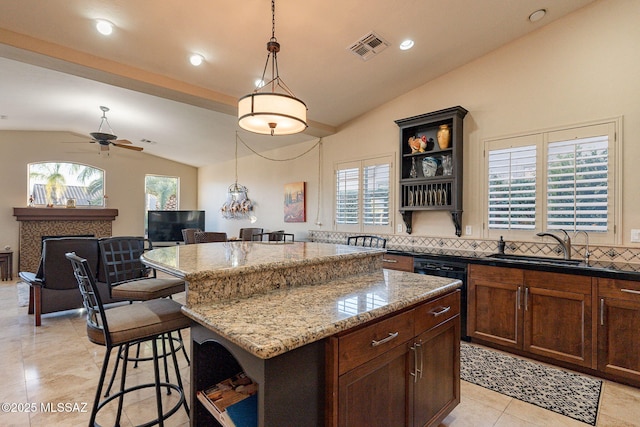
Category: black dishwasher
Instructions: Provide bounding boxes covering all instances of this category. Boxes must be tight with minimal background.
[414,256,469,341]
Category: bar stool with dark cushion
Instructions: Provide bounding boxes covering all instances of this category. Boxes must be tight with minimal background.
[66,252,190,426]
[347,235,387,248]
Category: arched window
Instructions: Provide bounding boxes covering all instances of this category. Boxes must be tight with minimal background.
[28,162,106,207]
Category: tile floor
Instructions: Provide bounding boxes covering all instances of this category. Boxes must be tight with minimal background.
[1,279,639,426]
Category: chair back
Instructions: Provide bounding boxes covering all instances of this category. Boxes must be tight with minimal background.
[347,235,387,248]
[99,236,152,287]
[181,228,201,245]
[40,237,100,290]
[194,231,228,243]
[65,252,111,346]
[239,227,263,241]
[252,231,294,242]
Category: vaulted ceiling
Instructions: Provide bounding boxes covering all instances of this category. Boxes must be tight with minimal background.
[0,0,595,166]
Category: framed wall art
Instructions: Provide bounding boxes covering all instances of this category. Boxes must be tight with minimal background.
[284,181,306,223]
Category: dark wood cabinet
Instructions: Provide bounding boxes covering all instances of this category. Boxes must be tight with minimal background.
[468,264,594,369]
[468,264,523,349]
[382,253,414,272]
[597,278,640,383]
[524,271,594,368]
[412,293,460,427]
[331,291,460,427]
[395,106,468,236]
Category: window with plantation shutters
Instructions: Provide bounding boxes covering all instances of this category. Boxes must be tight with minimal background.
[335,156,393,233]
[336,167,359,224]
[363,164,390,225]
[484,120,619,244]
[546,136,608,232]
[488,145,537,230]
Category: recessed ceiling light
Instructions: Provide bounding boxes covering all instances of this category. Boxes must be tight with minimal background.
[189,54,204,66]
[529,9,546,23]
[95,19,114,36]
[399,39,414,51]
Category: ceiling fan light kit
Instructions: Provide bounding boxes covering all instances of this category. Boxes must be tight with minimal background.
[89,106,143,152]
[237,0,307,136]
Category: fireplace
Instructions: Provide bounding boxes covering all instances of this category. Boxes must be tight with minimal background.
[13,208,118,272]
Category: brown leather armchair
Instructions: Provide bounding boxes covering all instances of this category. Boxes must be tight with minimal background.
[19,237,121,326]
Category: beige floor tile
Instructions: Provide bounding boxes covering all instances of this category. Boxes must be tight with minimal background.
[503,399,592,426]
[599,380,640,426]
[461,380,512,412]
[440,398,504,426]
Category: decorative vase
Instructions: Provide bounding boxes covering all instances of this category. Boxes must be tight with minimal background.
[436,124,451,149]
[422,157,438,177]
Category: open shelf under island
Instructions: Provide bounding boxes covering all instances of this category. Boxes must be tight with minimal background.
[142,241,462,427]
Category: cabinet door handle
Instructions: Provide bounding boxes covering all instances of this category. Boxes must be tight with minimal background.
[410,342,422,383]
[621,288,640,295]
[429,306,451,317]
[524,287,529,311]
[419,341,424,380]
[517,286,521,310]
[371,332,399,347]
[382,258,398,263]
[600,298,604,326]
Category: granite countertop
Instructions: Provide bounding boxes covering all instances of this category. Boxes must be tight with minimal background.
[183,269,461,359]
[142,241,462,359]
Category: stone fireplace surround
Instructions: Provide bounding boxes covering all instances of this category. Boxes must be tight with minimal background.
[13,207,118,272]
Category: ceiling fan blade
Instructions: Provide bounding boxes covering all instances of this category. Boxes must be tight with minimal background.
[114,143,143,151]
[115,139,133,144]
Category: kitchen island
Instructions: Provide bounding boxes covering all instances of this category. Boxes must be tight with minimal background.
[142,241,462,427]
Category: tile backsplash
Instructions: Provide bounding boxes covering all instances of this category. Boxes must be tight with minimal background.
[309,230,640,264]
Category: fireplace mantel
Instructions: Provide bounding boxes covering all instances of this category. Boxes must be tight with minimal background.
[13,207,118,221]
[13,207,119,272]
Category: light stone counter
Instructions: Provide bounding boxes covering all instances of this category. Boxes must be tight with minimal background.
[142,241,461,359]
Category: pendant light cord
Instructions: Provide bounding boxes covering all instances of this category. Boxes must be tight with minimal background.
[236,133,321,162]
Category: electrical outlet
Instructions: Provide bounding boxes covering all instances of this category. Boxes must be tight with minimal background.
[465,225,472,235]
[631,229,640,243]
[397,224,403,233]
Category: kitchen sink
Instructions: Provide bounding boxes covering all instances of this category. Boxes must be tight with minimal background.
[487,253,584,266]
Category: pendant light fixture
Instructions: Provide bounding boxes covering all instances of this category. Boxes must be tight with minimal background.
[220,133,255,220]
[238,0,307,136]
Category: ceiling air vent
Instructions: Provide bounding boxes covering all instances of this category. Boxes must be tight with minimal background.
[348,31,389,61]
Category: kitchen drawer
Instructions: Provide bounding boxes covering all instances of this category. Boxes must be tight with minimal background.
[338,309,414,375]
[469,264,523,285]
[599,278,640,301]
[414,290,460,335]
[382,253,414,272]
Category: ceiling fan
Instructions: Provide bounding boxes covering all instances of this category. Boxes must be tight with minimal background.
[89,106,143,152]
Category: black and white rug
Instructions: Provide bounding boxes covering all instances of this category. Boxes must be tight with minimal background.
[460,343,602,425]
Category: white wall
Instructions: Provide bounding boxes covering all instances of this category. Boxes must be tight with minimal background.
[0,130,198,270]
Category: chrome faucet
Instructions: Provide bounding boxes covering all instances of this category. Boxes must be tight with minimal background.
[536,230,572,260]
[573,230,590,264]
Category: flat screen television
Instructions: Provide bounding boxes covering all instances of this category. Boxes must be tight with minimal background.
[147,210,205,243]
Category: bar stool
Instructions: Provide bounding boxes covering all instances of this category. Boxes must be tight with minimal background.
[66,252,190,426]
[99,236,189,395]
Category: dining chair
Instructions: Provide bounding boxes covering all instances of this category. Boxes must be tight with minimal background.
[181,228,202,245]
[346,235,387,248]
[193,231,228,243]
[66,252,190,426]
[252,231,295,242]
[239,227,264,241]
